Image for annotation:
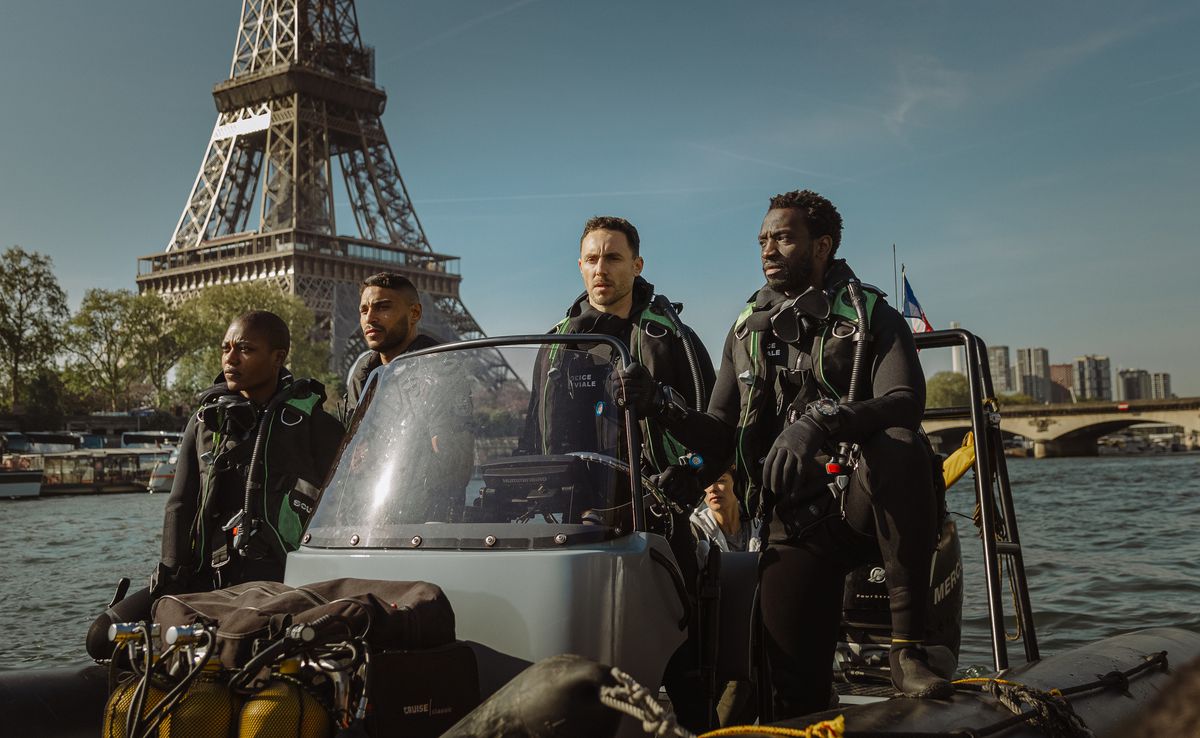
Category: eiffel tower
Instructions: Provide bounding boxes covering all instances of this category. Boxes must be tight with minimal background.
[136,0,514,386]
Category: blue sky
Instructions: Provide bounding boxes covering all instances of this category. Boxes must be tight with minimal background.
[1,1,1197,393]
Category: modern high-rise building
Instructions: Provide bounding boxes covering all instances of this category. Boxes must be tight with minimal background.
[988,345,1012,393]
[1015,347,1051,402]
[1152,372,1172,400]
[1117,368,1153,401]
[949,321,966,375]
[1049,364,1074,403]
[1073,355,1112,401]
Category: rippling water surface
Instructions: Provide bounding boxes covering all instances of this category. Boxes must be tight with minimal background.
[1,453,1197,671]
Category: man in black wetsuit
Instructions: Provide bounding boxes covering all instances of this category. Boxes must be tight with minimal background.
[519,215,715,475]
[618,190,951,717]
[518,216,716,730]
[345,272,441,412]
[87,311,344,659]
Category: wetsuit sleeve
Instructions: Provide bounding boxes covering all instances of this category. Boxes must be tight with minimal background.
[661,325,738,466]
[160,415,201,569]
[826,304,926,441]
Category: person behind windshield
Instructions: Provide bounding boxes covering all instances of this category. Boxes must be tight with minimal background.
[688,465,762,727]
[518,216,714,474]
[617,189,951,717]
[690,465,762,559]
[86,310,343,660]
[345,272,440,414]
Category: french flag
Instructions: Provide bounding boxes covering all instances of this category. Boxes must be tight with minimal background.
[901,273,933,334]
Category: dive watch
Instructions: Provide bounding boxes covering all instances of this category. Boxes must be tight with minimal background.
[805,398,840,429]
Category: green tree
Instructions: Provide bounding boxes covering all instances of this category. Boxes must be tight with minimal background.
[128,291,189,410]
[0,246,69,410]
[174,283,332,396]
[63,288,141,412]
[926,371,971,408]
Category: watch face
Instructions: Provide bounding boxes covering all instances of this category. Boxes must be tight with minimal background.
[814,399,838,415]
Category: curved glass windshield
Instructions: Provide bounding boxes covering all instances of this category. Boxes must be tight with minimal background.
[306,342,638,550]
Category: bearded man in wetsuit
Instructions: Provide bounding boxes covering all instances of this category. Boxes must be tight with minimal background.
[517,215,716,729]
[345,272,441,413]
[618,190,951,717]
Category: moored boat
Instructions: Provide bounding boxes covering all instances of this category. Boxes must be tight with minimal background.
[0,468,42,499]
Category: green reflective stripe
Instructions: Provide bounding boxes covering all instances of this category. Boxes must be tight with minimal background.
[815,331,841,399]
[829,286,879,327]
[285,394,319,416]
[736,331,760,491]
[261,415,291,555]
[734,303,754,333]
[639,307,677,335]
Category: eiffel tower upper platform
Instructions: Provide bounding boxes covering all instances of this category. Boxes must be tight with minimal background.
[136,0,511,384]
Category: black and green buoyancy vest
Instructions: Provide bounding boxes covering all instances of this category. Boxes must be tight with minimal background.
[193,383,326,570]
[729,280,882,514]
[544,299,696,474]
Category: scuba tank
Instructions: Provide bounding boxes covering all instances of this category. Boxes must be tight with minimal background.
[237,658,332,738]
[102,623,167,738]
[158,660,238,738]
[103,677,169,738]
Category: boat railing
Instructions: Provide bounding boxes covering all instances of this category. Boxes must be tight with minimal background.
[915,329,1040,670]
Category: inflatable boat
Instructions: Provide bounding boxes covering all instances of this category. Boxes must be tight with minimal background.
[1,330,1194,738]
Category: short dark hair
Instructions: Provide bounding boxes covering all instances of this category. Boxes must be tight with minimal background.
[361,272,419,302]
[581,216,640,258]
[233,310,290,353]
[768,190,843,256]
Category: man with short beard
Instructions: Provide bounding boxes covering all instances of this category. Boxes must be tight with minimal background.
[518,215,716,730]
[345,272,440,412]
[617,190,950,718]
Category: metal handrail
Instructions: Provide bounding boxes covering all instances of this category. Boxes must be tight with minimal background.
[916,329,1039,669]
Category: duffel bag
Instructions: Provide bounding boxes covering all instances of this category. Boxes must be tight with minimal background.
[151,577,455,669]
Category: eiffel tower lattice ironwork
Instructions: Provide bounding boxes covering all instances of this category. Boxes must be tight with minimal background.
[136,0,515,386]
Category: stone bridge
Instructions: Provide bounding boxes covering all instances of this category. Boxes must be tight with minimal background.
[924,397,1200,458]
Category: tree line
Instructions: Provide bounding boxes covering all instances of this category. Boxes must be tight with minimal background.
[0,246,332,426]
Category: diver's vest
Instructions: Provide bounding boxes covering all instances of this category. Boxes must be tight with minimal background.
[193,384,327,572]
[730,282,882,515]
[546,298,697,474]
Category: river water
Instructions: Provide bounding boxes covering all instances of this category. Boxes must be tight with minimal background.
[1,454,1197,672]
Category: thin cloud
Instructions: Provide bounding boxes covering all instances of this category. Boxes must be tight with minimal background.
[885,53,968,130]
[386,0,541,61]
[684,142,850,183]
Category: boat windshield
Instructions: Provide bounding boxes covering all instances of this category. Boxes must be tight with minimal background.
[306,342,640,550]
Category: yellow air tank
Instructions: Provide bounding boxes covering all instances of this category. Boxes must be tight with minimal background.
[102,676,168,738]
[237,659,332,738]
[159,661,238,738]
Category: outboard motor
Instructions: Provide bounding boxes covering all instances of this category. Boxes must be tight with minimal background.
[837,516,964,684]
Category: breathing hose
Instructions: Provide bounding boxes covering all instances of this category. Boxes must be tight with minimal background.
[231,378,310,556]
[829,279,870,506]
[653,295,706,411]
[843,279,869,404]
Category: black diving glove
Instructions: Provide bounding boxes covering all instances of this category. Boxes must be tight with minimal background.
[763,415,829,505]
[149,561,192,599]
[610,362,662,418]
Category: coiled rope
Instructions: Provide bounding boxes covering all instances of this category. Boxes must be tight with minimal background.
[598,667,692,738]
[603,652,1168,738]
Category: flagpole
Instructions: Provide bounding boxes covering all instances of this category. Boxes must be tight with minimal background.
[892,244,898,301]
